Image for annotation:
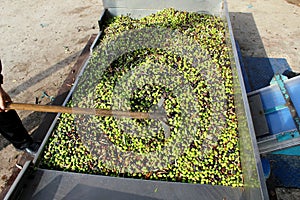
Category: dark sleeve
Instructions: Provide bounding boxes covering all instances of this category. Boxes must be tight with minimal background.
[0,60,3,84]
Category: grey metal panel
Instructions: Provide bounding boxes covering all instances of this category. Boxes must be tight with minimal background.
[258,132,300,154]
[248,94,270,137]
[19,169,243,200]
[102,0,223,16]
[105,8,164,19]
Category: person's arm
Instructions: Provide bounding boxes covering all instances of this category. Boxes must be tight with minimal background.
[0,60,12,112]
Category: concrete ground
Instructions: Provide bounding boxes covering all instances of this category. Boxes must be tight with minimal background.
[0,0,299,199]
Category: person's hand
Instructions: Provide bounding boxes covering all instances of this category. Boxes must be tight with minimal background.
[0,85,12,112]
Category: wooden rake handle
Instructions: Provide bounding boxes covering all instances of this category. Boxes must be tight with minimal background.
[7,102,155,119]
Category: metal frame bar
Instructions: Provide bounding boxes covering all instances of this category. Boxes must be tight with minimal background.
[223,1,268,199]
[4,161,31,200]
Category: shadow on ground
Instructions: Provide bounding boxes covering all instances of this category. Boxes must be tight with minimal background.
[0,52,81,151]
[229,12,267,58]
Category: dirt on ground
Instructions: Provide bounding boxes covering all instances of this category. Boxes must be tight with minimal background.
[228,0,300,72]
[0,0,299,198]
[286,0,300,7]
[0,0,103,193]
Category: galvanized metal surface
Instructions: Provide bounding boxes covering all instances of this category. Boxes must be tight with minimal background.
[258,133,300,154]
[18,169,244,200]
[102,0,223,17]
[248,94,269,137]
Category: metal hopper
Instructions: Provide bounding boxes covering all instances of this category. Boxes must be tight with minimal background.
[4,1,268,199]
